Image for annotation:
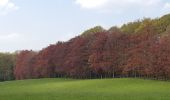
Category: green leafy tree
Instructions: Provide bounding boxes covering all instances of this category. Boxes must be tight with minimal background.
[0,53,16,81]
[108,26,121,33]
[153,14,170,33]
[81,26,105,37]
[121,20,141,34]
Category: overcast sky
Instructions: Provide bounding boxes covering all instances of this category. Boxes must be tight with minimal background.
[0,0,170,52]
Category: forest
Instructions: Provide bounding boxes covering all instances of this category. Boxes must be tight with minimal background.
[1,14,170,81]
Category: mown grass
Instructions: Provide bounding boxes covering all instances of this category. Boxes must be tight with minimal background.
[0,78,170,100]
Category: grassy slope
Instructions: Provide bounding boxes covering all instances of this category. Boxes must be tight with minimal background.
[0,78,170,100]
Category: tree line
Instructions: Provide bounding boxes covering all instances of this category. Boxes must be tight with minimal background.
[1,14,170,81]
[0,53,15,81]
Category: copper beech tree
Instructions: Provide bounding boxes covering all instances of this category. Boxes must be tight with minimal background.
[13,14,170,80]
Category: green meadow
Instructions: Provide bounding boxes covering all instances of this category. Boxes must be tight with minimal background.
[0,78,170,100]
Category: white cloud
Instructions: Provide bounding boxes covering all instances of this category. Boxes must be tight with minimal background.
[0,0,19,16]
[165,2,170,7]
[0,33,20,40]
[75,0,170,15]
[163,2,170,9]
[75,0,161,9]
[75,0,109,9]
[0,0,8,6]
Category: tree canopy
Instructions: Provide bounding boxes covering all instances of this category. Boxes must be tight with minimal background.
[2,13,170,81]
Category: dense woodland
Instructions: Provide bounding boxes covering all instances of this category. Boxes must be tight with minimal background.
[1,14,170,81]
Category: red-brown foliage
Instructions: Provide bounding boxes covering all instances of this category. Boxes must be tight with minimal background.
[14,27,170,80]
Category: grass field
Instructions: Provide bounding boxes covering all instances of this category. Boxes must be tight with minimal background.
[0,78,170,100]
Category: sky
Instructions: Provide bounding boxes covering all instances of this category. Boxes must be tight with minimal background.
[0,0,170,52]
